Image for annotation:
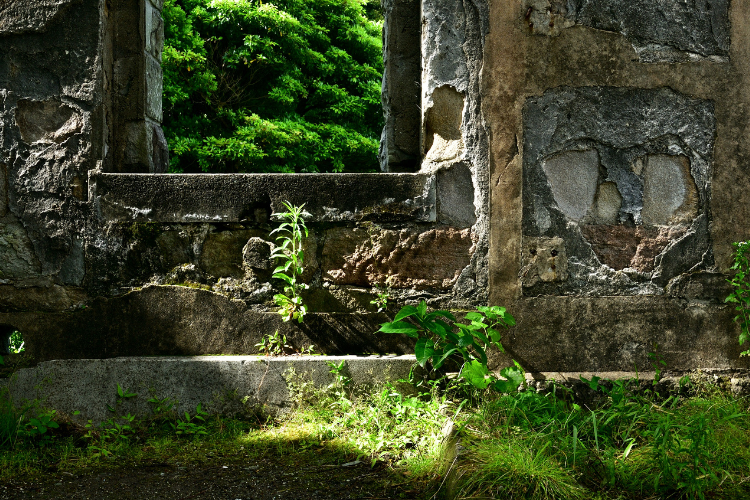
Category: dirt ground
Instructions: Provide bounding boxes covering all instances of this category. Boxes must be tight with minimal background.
[0,455,423,500]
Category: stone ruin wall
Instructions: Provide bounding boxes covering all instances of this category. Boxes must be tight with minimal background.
[0,0,749,376]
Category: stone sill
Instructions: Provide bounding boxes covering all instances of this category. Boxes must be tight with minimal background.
[91,172,436,223]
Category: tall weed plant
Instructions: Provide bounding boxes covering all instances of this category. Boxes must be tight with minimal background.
[271,201,310,323]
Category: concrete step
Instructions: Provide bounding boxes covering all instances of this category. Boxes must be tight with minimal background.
[0,355,418,424]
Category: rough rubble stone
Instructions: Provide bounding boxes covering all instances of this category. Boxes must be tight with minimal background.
[520,237,568,286]
[0,222,42,279]
[322,226,475,289]
[588,182,622,225]
[14,99,82,144]
[0,0,80,35]
[0,163,7,217]
[242,237,272,271]
[199,229,264,279]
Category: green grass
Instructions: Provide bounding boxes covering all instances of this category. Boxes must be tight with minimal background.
[1,376,750,499]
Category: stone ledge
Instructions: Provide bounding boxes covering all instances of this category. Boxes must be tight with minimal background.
[0,355,418,424]
[92,173,436,223]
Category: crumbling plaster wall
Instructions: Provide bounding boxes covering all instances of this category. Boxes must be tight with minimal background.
[486,0,750,372]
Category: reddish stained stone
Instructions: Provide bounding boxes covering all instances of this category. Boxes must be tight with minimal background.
[580,225,688,272]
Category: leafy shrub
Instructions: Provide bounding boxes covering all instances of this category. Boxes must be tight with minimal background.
[379,301,525,392]
[163,0,383,173]
[726,240,750,356]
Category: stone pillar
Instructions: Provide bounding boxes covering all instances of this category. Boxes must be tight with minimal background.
[110,0,168,173]
[379,0,422,173]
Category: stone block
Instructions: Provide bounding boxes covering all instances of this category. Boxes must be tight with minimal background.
[0,286,415,361]
[379,0,421,172]
[112,0,143,60]
[0,163,7,217]
[200,229,265,278]
[0,222,42,280]
[118,120,168,173]
[1,355,419,423]
[437,162,476,227]
[94,173,436,223]
[0,285,87,313]
[145,56,162,122]
[113,57,145,121]
[148,0,165,11]
[322,226,474,289]
[0,0,78,35]
[145,2,164,61]
[14,99,82,144]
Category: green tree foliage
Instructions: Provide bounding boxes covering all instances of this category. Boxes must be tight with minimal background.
[162,0,384,173]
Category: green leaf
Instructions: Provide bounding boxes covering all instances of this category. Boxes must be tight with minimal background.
[493,365,524,393]
[417,300,427,317]
[415,338,435,367]
[464,311,483,322]
[460,360,491,389]
[393,306,419,322]
[378,321,419,338]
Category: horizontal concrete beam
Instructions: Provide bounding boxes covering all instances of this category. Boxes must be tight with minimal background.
[92,173,436,223]
[0,355,418,424]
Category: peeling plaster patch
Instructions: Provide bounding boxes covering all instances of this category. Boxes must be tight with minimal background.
[522,0,730,63]
[522,87,714,296]
[542,149,599,222]
[424,86,465,163]
[15,99,82,144]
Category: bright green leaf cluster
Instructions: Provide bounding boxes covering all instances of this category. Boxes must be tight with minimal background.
[163,0,383,173]
[379,301,525,392]
[726,240,750,357]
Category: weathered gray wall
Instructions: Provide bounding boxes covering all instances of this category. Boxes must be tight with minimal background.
[487,0,750,371]
[1,0,749,376]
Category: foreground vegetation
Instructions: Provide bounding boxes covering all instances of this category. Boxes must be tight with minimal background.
[2,371,750,499]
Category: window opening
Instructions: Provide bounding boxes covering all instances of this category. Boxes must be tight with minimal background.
[161,0,392,174]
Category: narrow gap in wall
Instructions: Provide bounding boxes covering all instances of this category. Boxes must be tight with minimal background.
[1,325,24,356]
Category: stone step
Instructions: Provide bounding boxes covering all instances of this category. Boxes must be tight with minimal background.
[0,355,418,424]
